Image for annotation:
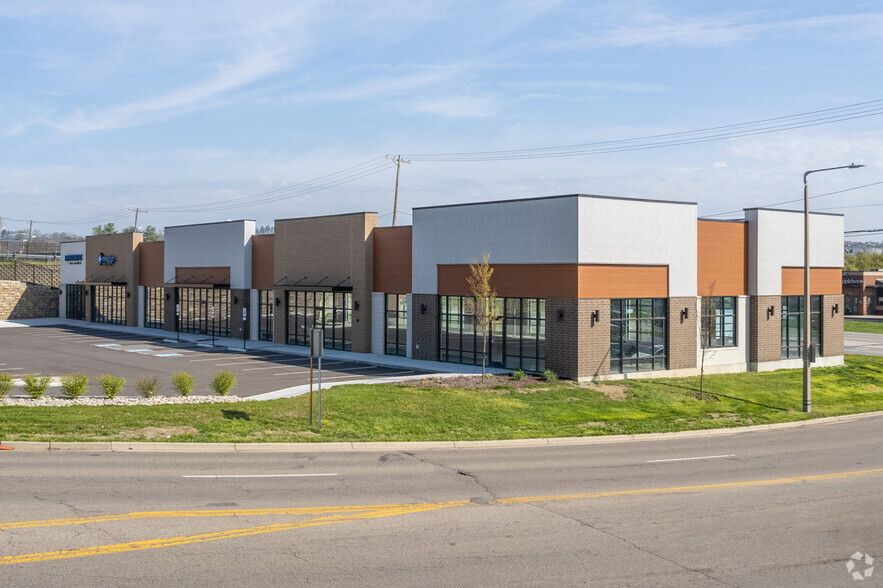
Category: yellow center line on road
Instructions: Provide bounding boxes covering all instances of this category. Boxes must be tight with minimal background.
[2,467,882,567]
[0,502,469,567]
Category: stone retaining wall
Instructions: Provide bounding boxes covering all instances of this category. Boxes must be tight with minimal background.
[0,280,60,320]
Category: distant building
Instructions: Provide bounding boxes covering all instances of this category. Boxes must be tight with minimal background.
[843,270,883,316]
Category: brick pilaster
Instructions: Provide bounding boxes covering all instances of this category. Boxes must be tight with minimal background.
[411,294,438,361]
[750,295,781,363]
[821,294,844,357]
[668,297,698,370]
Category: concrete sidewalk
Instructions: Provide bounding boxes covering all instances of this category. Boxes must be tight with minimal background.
[3,411,881,453]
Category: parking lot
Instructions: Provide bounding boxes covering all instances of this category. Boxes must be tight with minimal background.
[0,324,429,398]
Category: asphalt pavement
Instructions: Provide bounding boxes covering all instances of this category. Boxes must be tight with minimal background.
[845,331,883,356]
[0,319,505,399]
[2,412,881,586]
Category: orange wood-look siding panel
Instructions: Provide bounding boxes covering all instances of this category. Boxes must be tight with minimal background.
[781,267,843,295]
[373,226,412,293]
[138,241,165,287]
[438,264,577,298]
[697,220,747,296]
[175,266,230,286]
[577,265,668,298]
[251,234,275,290]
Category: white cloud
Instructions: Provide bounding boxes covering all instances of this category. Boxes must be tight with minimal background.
[414,95,498,118]
[51,48,288,133]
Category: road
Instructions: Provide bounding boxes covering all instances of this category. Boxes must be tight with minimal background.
[2,415,881,586]
[845,331,883,357]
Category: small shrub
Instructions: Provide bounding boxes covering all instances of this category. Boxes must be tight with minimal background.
[511,369,525,381]
[542,369,558,382]
[135,376,162,398]
[0,373,14,398]
[212,370,237,396]
[60,373,89,398]
[98,374,126,399]
[171,372,195,397]
[22,374,52,399]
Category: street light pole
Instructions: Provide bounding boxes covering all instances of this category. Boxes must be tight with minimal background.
[802,163,863,413]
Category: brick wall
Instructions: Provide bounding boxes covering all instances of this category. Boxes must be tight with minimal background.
[821,294,844,357]
[411,294,438,361]
[545,298,610,380]
[668,296,698,370]
[544,298,578,378]
[750,295,781,363]
[0,281,60,319]
[274,213,376,352]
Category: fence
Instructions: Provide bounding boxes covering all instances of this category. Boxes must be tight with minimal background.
[0,261,60,288]
[0,240,61,256]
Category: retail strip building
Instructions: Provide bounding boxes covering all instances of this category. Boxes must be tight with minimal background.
[59,194,845,381]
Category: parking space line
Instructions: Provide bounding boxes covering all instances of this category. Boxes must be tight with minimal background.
[0,367,23,371]
[320,371,414,381]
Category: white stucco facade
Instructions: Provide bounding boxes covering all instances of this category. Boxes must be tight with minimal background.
[577,197,697,297]
[412,196,580,294]
[746,208,844,296]
[412,194,697,295]
[164,220,255,289]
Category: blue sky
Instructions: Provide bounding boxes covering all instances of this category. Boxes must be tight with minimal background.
[1,1,881,240]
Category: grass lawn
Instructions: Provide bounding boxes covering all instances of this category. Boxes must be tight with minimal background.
[1,355,881,443]
[845,320,883,334]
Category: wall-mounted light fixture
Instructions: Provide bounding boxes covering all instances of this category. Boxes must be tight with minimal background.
[767,305,775,319]
[165,292,171,301]
[354,301,360,311]
[558,309,565,322]
[275,297,281,307]
[680,307,689,321]
[832,303,839,315]
[591,309,600,326]
[233,296,239,305]
[126,291,131,298]
[420,303,427,315]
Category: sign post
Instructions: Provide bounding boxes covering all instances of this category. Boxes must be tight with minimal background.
[242,306,247,350]
[175,303,180,342]
[311,328,324,431]
[210,305,215,346]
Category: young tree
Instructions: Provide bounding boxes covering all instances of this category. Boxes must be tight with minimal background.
[467,253,500,381]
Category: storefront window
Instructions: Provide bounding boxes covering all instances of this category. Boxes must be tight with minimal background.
[259,290,274,341]
[610,298,667,373]
[385,294,408,356]
[781,295,821,359]
[144,287,164,329]
[176,287,230,336]
[92,285,127,325]
[66,284,86,321]
[287,291,352,351]
[701,296,736,348]
[439,295,545,372]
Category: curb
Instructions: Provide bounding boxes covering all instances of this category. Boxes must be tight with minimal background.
[3,410,881,453]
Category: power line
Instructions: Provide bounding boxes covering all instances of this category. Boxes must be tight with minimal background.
[703,180,883,218]
[404,99,883,161]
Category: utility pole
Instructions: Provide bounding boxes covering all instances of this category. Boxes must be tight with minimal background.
[385,155,410,226]
[128,207,148,231]
[26,220,33,255]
